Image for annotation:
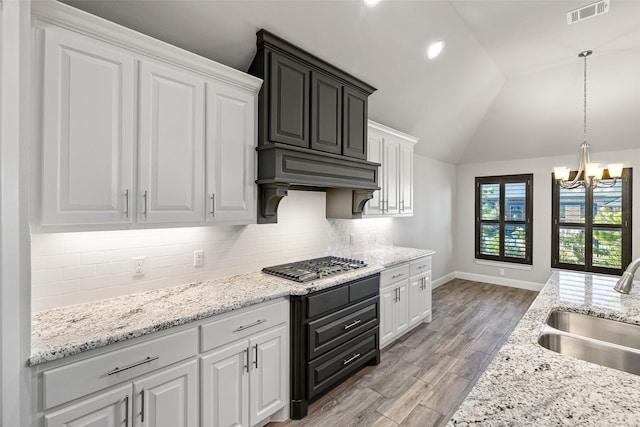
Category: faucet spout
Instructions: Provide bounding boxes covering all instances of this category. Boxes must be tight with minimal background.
[614,257,640,294]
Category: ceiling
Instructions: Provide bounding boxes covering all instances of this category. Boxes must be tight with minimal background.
[60,0,640,165]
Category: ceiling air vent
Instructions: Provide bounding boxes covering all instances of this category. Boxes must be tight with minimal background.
[567,0,610,25]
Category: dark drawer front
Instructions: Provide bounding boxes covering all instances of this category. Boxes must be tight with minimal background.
[308,296,378,360]
[349,274,379,302]
[307,328,378,400]
[307,285,349,319]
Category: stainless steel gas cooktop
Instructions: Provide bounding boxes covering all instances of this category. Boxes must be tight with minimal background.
[262,256,367,282]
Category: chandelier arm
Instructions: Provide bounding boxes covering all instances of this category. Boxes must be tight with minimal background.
[593,178,618,189]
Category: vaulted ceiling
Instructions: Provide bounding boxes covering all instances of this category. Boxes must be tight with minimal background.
[61,0,640,164]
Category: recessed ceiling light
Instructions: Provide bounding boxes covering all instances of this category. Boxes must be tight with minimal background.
[427,40,445,60]
[363,0,382,7]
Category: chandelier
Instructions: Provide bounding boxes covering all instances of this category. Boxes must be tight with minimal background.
[553,50,622,189]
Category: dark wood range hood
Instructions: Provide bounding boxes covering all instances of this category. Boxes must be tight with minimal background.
[249,30,379,223]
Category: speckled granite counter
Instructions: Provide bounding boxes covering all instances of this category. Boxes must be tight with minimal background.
[449,270,640,426]
[30,245,434,366]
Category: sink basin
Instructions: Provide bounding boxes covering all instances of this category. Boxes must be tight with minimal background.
[538,331,640,376]
[546,310,640,350]
[538,310,640,376]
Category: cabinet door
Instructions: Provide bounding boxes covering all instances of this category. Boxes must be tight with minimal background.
[383,139,400,215]
[206,82,256,224]
[379,286,396,348]
[364,132,384,216]
[395,281,410,336]
[138,61,205,223]
[342,86,368,159]
[133,359,198,427]
[44,384,132,427]
[399,142,414,215]
[421,272,432,321]
[249,325,287,426]
[310,71,342,155]
[269,52,309,148]
[41,28,134,226]
[200,340,249,427]
[408,276,423,328]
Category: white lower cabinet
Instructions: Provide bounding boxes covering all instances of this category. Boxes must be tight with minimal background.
[44,384,132,427]
[43,359,198,427]
[35,299,289,427]
[379,264,410,349]
[380,256,433,348]
[200,302,288,427]
[133,360,198,427]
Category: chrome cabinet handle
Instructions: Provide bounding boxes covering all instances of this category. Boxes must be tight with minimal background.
[253,344,258,369]
[234,318,267,333]
[391,273,404,279]
[397,287,401,302]
[343,353,361,365]
[344,319,362,330]
[124,395,129,426]
[244,348,249,373]
[107,356,159,376]
[418,264,427,270]
[141,389,145,422]
[124,189,129,218]
[400,200,404,212]
[141,190,148,218]
[210,193,215,217]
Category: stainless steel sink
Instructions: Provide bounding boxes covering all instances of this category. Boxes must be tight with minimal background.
[538,310,640,376]
[546,310,640,350]
[538,331,640,375]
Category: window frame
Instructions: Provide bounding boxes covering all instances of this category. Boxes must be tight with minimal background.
[475,174,533,265]
[551,168,633,275]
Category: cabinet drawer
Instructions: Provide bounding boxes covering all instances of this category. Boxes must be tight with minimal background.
[200,299,288,353]
[380,264,410,286]
[307,328,378,400]
[307,296,379,360]
[307,285,349,319]
[42,328,198,410]
[349,274,379,302]
[410,256,432,276]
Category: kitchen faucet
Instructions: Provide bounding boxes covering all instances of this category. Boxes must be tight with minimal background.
[614,257,640,294]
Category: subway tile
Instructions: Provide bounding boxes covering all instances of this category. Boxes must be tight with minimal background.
[63,265,96,281]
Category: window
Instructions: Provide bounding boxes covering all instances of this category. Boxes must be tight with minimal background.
[475,174,533,264]
[552,168,632,275]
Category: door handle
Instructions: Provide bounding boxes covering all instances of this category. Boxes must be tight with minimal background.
[253,344,258,369]
[124,189,129,218]
[141,388,145,422]
[141,190,148,218]
[210,193,215,217]
[244,348,249,373]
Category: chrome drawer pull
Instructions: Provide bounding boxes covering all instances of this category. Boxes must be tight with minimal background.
[234,318,267,333]
[343,353,361,365]
[391,273,404,279]
[244,348,249,373]
[418,265,427,270]
[343,319,362,330]
[107,356,159,376]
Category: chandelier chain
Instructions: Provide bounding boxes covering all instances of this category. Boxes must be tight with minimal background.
[583,52,587,143]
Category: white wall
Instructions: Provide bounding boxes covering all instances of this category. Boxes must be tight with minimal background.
[31,191,394,311]
[394,153,456,284]
[455,148,640,286]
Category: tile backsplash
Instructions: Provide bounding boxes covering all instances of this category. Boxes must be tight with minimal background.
[31,191,392,311]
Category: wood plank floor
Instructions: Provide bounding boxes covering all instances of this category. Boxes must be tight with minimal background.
[271,279,538,427]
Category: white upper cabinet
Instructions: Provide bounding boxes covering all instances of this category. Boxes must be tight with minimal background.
[399,142,414,214]
[206,82,256,224]
[41,27,135,226]
[33,2,262,230]
[138,61,205,223]
[365,121,418,218]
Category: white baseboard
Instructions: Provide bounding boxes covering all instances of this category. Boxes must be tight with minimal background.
[432,272,456,289]
[454,271,544,292]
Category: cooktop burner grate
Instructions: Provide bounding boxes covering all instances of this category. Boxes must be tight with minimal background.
[262,256,367,282]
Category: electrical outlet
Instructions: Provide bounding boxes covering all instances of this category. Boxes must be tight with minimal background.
[132,257,145,276]
[194,250,204,267]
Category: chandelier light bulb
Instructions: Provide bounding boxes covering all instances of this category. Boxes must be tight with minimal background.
[608,163,623,178]
[554,167,570,181]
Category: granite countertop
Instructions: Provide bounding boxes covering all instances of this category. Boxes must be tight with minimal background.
[449,270,640,426]
[30,245,433,366]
